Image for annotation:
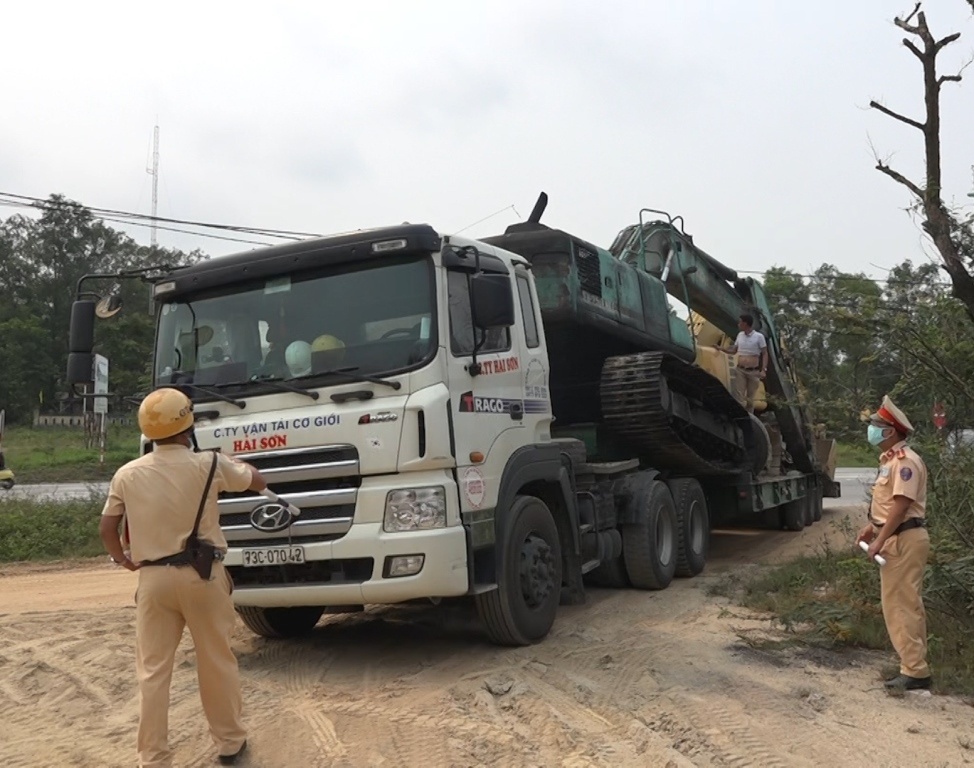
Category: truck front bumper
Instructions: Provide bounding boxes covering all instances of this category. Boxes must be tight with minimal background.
[226,523,469,608]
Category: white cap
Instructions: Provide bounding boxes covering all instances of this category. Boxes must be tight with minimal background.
[285,340,312,377]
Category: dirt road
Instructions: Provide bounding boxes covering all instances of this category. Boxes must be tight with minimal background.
[2,503,971,768]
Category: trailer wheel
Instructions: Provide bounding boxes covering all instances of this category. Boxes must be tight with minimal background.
[475,495,562,646]
[811,483,823,522]
[780,498,805,532]
[236,606,324,638]
[667,478,709,578]
[622,480,677,590]
[802,491,815,527]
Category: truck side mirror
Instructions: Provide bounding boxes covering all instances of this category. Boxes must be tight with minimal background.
[471,273,515,329]
[66,300,96,385]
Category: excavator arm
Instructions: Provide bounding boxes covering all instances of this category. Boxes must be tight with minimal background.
[609,218,822,477]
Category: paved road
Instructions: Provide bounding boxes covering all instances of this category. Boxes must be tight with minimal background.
[827,467,874,508]
[0,481,109,502]
[1,468,877,505]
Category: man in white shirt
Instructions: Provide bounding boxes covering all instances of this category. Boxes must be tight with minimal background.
[720,313,768,413]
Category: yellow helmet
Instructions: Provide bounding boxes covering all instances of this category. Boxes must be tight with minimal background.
[138,388,194,441]
[311,334,345,353]
[311,334,346,365]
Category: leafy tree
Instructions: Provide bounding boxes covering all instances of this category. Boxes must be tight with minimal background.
[0,195,204,423]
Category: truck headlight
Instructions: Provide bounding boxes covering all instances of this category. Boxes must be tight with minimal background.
[384,487,446,532]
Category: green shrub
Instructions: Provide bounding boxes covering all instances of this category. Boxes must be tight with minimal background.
[1,424,141,483]
[0,498,105,562]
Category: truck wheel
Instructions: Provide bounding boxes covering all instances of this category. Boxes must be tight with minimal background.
[587,554,630,588]
[236,606,324,638]
[622,480,677,590]
[780,498,805,532]
[476,495,562,646]
[667,478,709,578]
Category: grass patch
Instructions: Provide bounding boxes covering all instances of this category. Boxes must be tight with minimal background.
[835,441,877,468]
[0,497,105,562]
[1,425,141,483]
[732,541,974,696]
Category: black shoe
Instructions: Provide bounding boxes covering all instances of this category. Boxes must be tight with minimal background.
[884,674,932,691]
[219,740,247,765]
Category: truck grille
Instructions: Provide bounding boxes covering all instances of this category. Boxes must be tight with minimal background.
[219,444,360,545]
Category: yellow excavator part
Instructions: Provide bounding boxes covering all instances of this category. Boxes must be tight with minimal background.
[689,312,767,413]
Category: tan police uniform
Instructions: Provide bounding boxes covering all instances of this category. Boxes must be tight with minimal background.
[870,438,930,679]
[102,445,252,768]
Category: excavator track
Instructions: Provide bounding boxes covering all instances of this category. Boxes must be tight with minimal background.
[600,351,752,477]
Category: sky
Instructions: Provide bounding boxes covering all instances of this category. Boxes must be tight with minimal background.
[2,0,973,285]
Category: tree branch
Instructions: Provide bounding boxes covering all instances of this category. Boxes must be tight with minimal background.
[934,32,961,52]
[869,100,925,130]
[939,74,963,85]
[876,161,924,198]
[895,2,922,33]
[902,38,924,60]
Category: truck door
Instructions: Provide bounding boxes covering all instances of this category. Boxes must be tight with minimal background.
[445,266,528,515]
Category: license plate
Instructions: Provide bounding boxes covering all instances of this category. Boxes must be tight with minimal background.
[241,546,305,567]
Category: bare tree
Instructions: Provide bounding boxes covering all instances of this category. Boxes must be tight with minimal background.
[870,2,974,323]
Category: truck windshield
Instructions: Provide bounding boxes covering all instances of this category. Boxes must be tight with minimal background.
[153,255,435,396]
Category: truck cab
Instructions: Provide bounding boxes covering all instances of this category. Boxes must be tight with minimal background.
[141,226,564,642]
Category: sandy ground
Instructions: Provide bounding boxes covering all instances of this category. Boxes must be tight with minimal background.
[1,503,972,768]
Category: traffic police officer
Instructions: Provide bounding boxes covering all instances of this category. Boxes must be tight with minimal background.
[855,395,931,691]
[99,388,267,766]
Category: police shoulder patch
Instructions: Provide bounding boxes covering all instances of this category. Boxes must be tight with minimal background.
[899,466,913,482]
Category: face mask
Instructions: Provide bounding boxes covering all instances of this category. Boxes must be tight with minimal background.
[867,424,888,446]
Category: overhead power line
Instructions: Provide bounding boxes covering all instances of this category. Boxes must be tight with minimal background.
[0,191,322,242]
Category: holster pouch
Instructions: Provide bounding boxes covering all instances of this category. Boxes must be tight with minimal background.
[186,535,218,580]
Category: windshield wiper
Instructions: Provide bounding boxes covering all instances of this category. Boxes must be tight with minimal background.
[168,380,246,409]
[248,375,320,401]
[320,366,402,390]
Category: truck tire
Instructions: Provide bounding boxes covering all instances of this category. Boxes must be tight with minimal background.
[587,554,630,588]
[622,480,677,590]
[236,605,324,638]
[667,478,709,578]
[780,498,805,532]
[475,495,562,646]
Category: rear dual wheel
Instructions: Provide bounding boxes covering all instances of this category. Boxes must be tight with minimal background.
[622,480,678,590]
[667,478,710,578]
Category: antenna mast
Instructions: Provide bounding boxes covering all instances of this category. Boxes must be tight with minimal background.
[147,124,160,246]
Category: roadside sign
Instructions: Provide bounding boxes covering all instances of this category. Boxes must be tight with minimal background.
[93,355,109,415]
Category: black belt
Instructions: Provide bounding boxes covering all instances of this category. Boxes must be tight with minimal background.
[870,517,926,535]
[738,366,761,371]
[894,518,926,535]
[141,550,226,567]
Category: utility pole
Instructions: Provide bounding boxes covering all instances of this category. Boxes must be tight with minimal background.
[147,124,160,247]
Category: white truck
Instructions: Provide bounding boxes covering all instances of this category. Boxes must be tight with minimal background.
[66,201,837,646]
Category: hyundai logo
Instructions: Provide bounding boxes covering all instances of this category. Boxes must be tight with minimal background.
[249,502,295,532]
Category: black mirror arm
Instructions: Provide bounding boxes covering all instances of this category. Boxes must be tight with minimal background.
[468,331,486,377]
